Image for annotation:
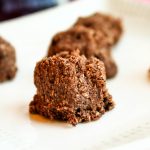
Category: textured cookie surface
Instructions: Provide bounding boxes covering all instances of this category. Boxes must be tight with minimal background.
[29,51,114,125]
[48,26,103,58]
[0,37,17,82]
[74,13,123,46]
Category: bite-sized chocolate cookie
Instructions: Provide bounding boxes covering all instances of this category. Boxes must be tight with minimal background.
[0,37,17,82]
[48,26,117,79]
[94,49,118,79]
[29,51,114,126]
[48,26,106,58]
[74,13,123,46]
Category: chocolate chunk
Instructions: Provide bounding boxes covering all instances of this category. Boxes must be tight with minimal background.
[0,37,17,82]
[29,51,114,125]
[74,13,123,46]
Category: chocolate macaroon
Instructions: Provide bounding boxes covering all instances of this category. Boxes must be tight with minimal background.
[74,12,123,47]
[29,50,114,125]
[48,26,118,78]
[0,37,17,82]
[48,26,104,57]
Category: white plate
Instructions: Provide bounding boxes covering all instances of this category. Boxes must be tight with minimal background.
[0,0,150,150]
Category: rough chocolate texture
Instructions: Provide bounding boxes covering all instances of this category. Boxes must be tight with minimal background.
[29,51,114,125]
[74,13,123,46]
[48,26,102,58]
[48,26,118,79]
[0,37,17,82]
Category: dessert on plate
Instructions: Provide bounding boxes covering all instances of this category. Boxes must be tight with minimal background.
[0,37,17,82]
[29,50,114,125]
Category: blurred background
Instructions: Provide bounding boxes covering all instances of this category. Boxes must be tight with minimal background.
[0,0,76,21]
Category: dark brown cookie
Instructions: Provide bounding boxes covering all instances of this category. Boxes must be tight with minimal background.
[48,26,104,58]
[29,51,114,126]
[94,48,118,79]
[48,26,117,79]
[0,37,17,82]
[74,13,123,46]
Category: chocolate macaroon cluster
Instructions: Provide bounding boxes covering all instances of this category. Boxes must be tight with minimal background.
[29,51,114,125]
[48,12,123,79]
[74,13,122,46]
[29,12,122,125]
[0,37,17,82]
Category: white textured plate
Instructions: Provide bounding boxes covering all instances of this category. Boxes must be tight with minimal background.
[0,0,150,150]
